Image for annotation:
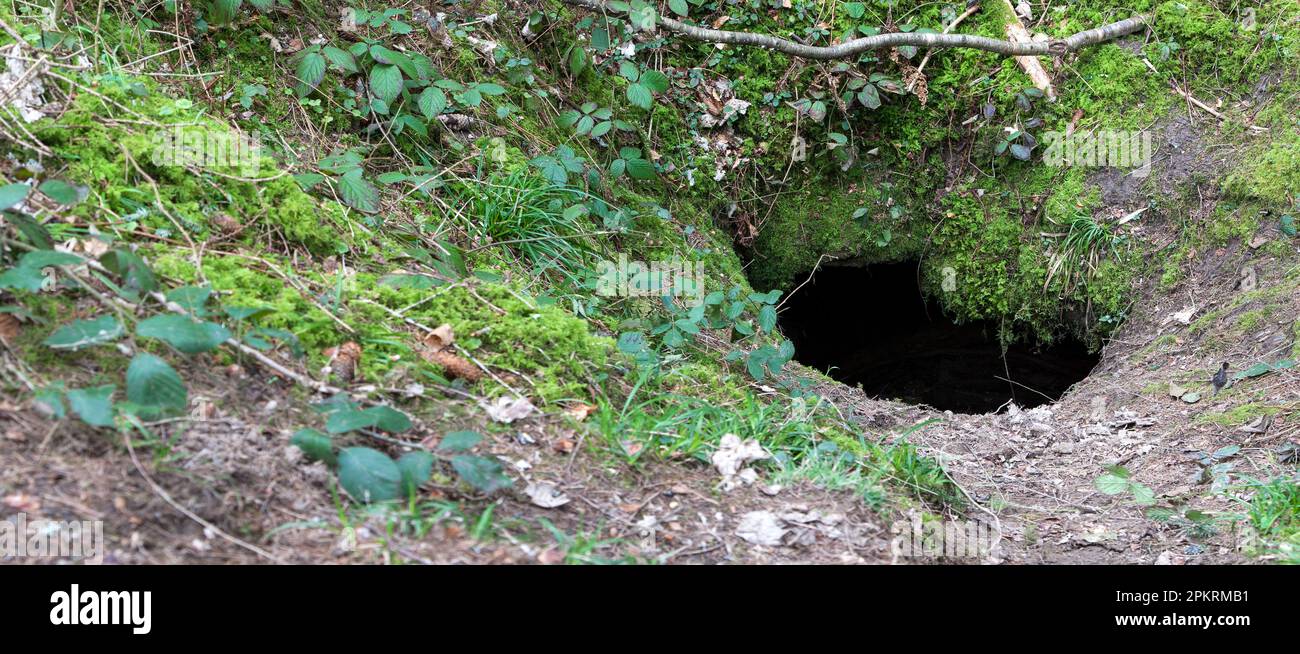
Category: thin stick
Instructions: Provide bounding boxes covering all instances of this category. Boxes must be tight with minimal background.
[123,422,284,563]
[992,375,1056,403]
[908,3,982,93]
[776,253,830,311]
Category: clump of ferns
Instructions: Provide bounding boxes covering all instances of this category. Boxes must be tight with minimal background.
[1044,211,1129,295]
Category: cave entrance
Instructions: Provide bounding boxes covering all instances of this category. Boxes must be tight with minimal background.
[776,262,1099,414]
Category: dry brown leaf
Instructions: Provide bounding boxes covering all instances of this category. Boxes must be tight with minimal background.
[537,548,565,565]
[0,313,19,345]
[425,323,455,351]
[564,403,595,422]
[552,438,575,454]
[3,493,40,512]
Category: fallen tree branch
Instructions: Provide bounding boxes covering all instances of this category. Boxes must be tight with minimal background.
[999,0,1056,100]
[561,0,1147,60]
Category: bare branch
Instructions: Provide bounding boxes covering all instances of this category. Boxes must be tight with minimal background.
[561,0,1148,61]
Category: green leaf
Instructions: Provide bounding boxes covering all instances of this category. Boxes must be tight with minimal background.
[626,82,653,110]
[592,27,610,51]
[166,285,212,317]
[668,0,688,17]
[326,407,381,434]
[0,250,83,291]
[23,251,83,271]
[291,428,337,466]
[617,331,647,354]
[365,405,412,432]
[640,69,670,93]
[126,353,187,413]
[337,168,380,213]
[757,305,778,333]
[857,84,881,110]
[567,44,587,76]
[625,157,656,180]
[337,447,403,503]
[746,347,772,380]
[1281,215,1296,237]
[618,60,640,82]
[451,454,512,493]
[437,430,483,453]
[136,315,232,354]
[1129,482,1156,506]
[417,87,447,119]
[99,249,158,300]
[322,45,359,74]
[1094,473,1129,495]
[209,0,242,24]
[295,51,327,96]
[66,385,116,428]
[396,451,435,496]
[43,316,123,350]
[37,180,87,205]
[0,183,30,210]
[34,385,67,419]
[369,64,403,103]
[7,212,53,249]
[368,45,417,78]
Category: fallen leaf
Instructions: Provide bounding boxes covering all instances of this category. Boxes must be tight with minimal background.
[481,396,535,423]
[563,403,595,422]
[3,493,40,512]
[525,481,570,508]
[424,323,455,351]
[711,433,770,491]
[1167,306,1196,325]
[537,548,565,564]
[0,313,19,345]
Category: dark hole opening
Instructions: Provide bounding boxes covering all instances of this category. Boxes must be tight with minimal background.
[777,262,1099,413]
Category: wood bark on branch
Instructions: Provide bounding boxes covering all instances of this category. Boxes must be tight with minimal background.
[560,0,1147,61]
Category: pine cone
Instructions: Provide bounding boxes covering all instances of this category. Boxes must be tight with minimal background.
[428,349,482,382]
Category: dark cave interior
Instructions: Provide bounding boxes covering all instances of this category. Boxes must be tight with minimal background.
[776,262,1099,413]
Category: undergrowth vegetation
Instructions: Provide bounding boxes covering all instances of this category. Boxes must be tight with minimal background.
[1,0,1296,563]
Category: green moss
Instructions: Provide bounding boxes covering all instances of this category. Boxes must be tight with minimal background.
[1223,133,1300,208]
[149,248,612,402]
[1195,403,1284,427]
[32,80,352,255]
